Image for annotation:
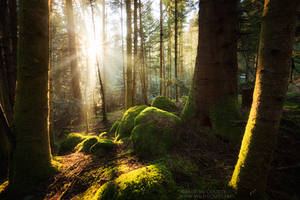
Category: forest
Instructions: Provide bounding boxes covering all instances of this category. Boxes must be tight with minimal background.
[0,0,300,199]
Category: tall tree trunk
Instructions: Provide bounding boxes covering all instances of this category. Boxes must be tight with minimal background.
[160,0,165,96]
[174,0,178,101]
[102,0,108,113]
[229,0,299,198]
[182,0,238,129]
[0,0,17,123]
[121,0,126,106]
[167,18,172,99]
[132,0,138,105]
[11,0,54,194]
[138,0,148,104]
[0,103,10,180]
[179,25,184,96]
[89,0,107,122]
[66,0,83,123]
[126,0,133,108]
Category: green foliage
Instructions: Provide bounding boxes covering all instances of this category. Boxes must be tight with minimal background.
[75,136,99,153]
[94,164,178,200]
[57,133,86,155]
[209,97,244,146]
[116,105,148,141]
[151,96,178,113]
[90,139,115,156]
[109,121,120,134]
[130,107,181,158]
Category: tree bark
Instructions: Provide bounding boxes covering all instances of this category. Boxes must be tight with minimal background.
[66,0,83,123]
[132,0,138,105]
[174,0,178,101]
[121,0,126,106]
[11,0,54,194]
[229,0,299,198]
[89,0,107,122]
[182,0,238,127]
[138,0,148,104]
[160,0,165,97]
[126,0,133,108]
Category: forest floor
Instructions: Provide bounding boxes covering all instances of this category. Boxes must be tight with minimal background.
[1,93,299,200]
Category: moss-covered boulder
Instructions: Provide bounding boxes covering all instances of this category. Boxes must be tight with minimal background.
[58,133,86,155]
[94,164,177,200]
[130,107,181,158]
[116,105,148,141]
[151,96,178,113]
[90,139,115,156]
[109,121,120,134]
[75,136,99,154]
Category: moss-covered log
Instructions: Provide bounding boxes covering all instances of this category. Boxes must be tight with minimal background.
[229,0,299,198]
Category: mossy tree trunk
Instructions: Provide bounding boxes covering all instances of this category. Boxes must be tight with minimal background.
[229,0,299,198]
[10,0,54,194]
[182,0,238,127]
[126,0,133,108]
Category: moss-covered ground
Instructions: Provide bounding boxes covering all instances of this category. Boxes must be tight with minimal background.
[1,94,299,200]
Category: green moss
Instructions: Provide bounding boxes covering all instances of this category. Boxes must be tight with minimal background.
[94,164,178,200]
[110,121,120,134]
[130,107,181,158]
[151,96,178,113]
[90,139,115,156]
[154,155,198,186]
[57,133,86,155]
[116,105,148,141]
[75,136,99,154]
[209,97,244,146]
[181,95,199,127]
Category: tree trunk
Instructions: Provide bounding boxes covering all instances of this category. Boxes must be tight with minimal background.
[229,0,299,198]
[138,0,148,104]
[11,0,54,194]
[121,0,126,106]
[66,0,83,123]
[179,25,184,96]
[182,0,238,128]
[174,0,178,102]
[102,0,107,113]
[0,0,17,123]
[160,0,165,97]
[126,0,133,108]
[167,18,172,99]
[132,0,138,105]
[89,0,107,122]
